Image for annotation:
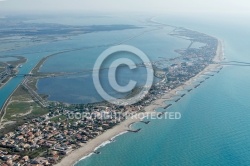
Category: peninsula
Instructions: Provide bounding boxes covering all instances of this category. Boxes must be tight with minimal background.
[0,26,224,166]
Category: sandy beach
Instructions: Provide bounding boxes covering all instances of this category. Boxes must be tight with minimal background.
[56,40,224,166]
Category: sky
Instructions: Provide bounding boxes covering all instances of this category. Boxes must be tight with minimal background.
[0,0,250,15]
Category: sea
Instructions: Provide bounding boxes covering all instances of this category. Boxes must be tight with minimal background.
[1,13,250,166]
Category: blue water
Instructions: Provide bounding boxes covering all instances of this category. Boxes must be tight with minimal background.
[37,26,190,103]
[1,14,250,166]
[75,15,250,166]
[0,52,49,109]
[0,36,94,109]
[0,57,18,62]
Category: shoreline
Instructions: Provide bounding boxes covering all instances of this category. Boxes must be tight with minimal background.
[0,85,19,129]
[56,39,224,166]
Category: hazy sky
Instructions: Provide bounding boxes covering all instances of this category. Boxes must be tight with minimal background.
[0,0,250,14]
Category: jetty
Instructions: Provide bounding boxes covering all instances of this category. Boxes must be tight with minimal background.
[158,111,167,117]
[164,104,172,109]
[175,98,181,102]
[140,121,150,124]
[194,84,200,88]
[127,128,141,133]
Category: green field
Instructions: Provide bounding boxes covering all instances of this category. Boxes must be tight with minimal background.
[5,102,31,120]
[1,85,49,134]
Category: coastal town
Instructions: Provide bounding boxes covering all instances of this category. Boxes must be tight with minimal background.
[0,27,221,166]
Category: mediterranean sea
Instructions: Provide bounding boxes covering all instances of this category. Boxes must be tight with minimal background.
[76,14,250,166]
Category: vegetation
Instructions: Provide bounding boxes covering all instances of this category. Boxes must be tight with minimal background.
[5,102,31,121]
[0,86,49,137]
